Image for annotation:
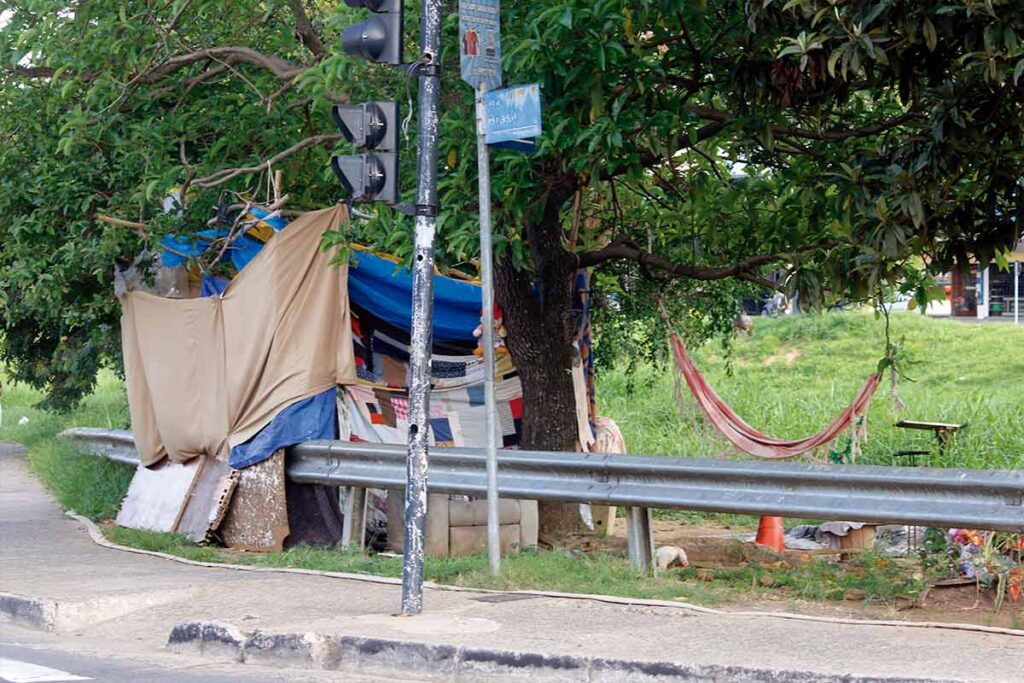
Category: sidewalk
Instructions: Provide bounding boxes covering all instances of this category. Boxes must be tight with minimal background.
[2,451,1021,682]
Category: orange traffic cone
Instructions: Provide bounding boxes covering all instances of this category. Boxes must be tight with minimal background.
[755,515,785,553]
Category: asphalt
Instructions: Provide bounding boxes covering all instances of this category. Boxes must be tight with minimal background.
[1,450,1022,682]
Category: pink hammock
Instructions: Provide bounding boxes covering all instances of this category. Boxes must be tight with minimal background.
[670,332,882,459]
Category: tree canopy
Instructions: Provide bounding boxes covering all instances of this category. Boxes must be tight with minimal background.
[2,0,1022,412]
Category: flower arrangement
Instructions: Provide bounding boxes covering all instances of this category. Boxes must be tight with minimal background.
[946,529,1023,608]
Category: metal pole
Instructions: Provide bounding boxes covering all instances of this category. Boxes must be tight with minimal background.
[402,0,442,617]
[625,507,654,576]
[475,84,501,576]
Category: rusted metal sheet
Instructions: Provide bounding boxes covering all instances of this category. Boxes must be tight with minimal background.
[219,450,289,552]
[177,457,238,543]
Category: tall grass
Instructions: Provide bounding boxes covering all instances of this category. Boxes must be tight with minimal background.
[1,370,133,519]
[599,312,1024,470]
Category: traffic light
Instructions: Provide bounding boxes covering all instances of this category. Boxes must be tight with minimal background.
[332,101,399,151]
[331,100,400,205]
[341,0,404,65]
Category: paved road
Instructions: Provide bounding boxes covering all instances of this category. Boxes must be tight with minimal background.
[0,630,390,682]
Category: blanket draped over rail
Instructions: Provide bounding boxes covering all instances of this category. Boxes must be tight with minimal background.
[120,205,356,467]
[670,332,882,459]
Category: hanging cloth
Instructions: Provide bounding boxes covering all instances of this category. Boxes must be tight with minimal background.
[669,332,881,459]
[121,205,357,467]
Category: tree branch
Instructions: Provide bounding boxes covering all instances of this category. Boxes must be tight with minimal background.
[193,133,344,188]
[682,106,921,142]
[9,65,57,78]
[289,0,326,58]
[139,47,305,83]
[577,239,779,281]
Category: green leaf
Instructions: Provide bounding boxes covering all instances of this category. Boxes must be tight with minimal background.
[923,18,937,52]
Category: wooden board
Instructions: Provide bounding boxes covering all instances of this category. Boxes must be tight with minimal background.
[116,457,202,533]
[219,450,289,552]
[895,420,965,431]
[176,457,238,543]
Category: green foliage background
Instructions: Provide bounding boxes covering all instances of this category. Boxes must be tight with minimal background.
[1,0,1022,409]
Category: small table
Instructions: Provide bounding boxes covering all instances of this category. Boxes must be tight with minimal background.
[894,420,965,466]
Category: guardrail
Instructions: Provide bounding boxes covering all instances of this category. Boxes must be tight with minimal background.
[62,428,1024,571]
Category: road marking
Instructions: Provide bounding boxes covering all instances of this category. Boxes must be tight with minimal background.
[0,657,91,683]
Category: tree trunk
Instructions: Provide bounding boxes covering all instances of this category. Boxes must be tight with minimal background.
[495,185,582,537]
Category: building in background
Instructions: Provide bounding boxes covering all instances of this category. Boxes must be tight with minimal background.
[943,237,1024,323]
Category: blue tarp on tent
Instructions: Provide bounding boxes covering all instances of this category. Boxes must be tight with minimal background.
[348,250,481,342]
[161,230,265,272]
[229,387,338,469]
[160,207,289,273]
[200,274,230,297]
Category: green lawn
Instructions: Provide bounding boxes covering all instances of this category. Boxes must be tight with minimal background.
[600,312,1024,471]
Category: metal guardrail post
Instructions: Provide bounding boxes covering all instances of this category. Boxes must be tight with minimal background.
[626,507,654,575]
[340,487,367,551]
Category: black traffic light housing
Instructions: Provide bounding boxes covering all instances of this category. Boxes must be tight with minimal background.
[342,0,404,65]
[332,101,399,152]
[331,99,400,205]
[331,153,398,205]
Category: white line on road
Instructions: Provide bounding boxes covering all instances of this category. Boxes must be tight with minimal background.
[0,657,91,683]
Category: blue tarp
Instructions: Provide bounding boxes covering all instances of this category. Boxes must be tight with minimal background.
[348,250,482,342]
[228,387,338,469]
[200,274,230,297]
[160,207,289,273]
[161,230,265,272]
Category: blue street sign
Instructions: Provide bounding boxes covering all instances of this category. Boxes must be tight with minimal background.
[459,1,502,90]
[483,83,541,152]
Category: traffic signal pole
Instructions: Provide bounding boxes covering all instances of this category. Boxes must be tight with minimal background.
[401,0,443,617]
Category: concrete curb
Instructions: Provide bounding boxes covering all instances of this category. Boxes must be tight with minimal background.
[1,588,194,634]
[167,620,961,683]
[0,592,57,631]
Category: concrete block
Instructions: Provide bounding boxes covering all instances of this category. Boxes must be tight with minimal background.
[448,498,522,527]
[426,492,451,557]
[519,500,539,549]
[387,490,451,556]
[458,647,589,682]
[449,524,520,557]
[590,505,617,537]
[338,635,457,677]
[0,593,55,631]
[386,488,402,553]
[167,621,246,661]
[241,631,343,669]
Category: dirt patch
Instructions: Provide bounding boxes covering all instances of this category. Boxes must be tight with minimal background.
[763,347,802,366]
[557,517,1023,629]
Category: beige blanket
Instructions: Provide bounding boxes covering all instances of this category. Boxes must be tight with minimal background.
[121,205,356,466]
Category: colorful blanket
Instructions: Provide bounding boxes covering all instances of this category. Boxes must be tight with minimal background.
[341,303,523,448]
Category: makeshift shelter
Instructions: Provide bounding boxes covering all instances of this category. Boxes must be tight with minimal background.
[116,204,596,553]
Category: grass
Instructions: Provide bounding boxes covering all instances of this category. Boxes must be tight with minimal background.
[2,310,1021,613]
[105,525,927,607]
[599,311,1024,471]
[1,369,133,519]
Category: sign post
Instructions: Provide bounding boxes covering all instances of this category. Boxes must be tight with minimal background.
[460,0,502,577]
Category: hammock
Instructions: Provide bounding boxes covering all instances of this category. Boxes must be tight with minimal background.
[670,332,882,459]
